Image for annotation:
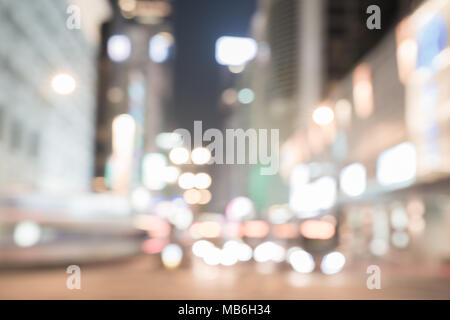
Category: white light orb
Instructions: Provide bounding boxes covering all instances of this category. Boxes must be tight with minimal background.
[149,32,173,63]
[191,147,211,165]
[215,36,258,66]
[192,240,214,258]
[14,221,41,247]
[194,172,212,189]
[107,35,131,62]
[178,172,196,190]
[289,250,315,273]
[161,244,183,269]
[169,147,190,165]
[320,251,346,275]
[142,153,168,191]
[131,187,152,212]
[226,196,254,221]
[51,73,76,95]
[340,163,366,197]
[313,106,334,125]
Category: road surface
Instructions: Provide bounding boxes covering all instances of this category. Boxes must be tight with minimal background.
[1,255,449,299]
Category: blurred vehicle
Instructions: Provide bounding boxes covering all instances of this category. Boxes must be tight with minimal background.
[0,193,142,268]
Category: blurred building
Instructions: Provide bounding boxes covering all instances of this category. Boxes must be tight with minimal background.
[94,0,175,194]
[0,0,110,194]
[221,0,425,212]
[282,0,450,262]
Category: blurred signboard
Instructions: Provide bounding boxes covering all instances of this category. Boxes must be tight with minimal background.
[404,0,450,181]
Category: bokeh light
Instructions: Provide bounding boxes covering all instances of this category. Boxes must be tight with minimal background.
[13,221,41,247]
[198,189,212,205]
[237,88,255,104]
[289,250,315,273]
[194,172,212,189]
[320,251,346,275]
[169,147,190,165]
[313,106,334,125]
[149,32,173,63]
[107,34,131,62]
[191,147,211,165]
[51,73,76,95]
[340,163,366,197]
[142,153,168,191]
[161,244,183,269]
[183,188,201,204]
[130,187,153,212]
[226,197,255,221]
[178,172,196,190]
[215,36,257,66]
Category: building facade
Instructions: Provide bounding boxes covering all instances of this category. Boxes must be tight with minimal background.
[0,0,110,194]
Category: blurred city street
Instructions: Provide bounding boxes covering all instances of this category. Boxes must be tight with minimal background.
[1,0,450,300]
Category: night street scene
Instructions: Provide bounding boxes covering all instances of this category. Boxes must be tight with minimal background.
[0,0,450,302]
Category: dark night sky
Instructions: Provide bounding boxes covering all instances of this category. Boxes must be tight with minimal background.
[173,0,256,132]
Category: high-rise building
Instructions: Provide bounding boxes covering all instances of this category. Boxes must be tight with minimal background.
[94,1,174,193]
[0,0,110,194]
